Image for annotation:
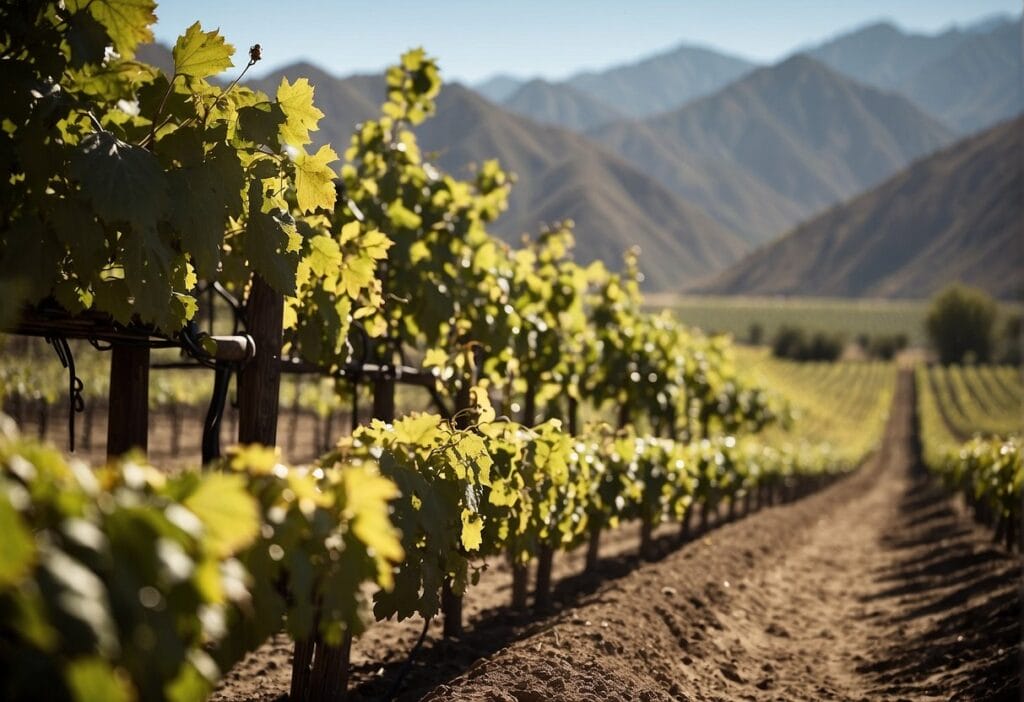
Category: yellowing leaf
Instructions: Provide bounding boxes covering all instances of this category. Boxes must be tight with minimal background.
[341,255,375,298]
[277,78,324,146]
[361,229,392,259]
[67,0,156,58]
[172,22,235,79]
[227,444,282,474]
[471,386,496,424]
[282,298,298,330]
[294,145,338,214]
[422,348,448,369]
[460,509,483,551]
[338,221,361,244]
[306,234,342,277]
[487,479,517,507]
[386,200,421,230]
[393,414,440,445]
[409,240,429,264]
[342,466,403,586]
[184,473,260,557]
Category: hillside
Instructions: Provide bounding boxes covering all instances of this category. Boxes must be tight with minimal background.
[696,117,1024,299]
[591,54,954,242]
[807,21,967,91]
[474,74,525,103]
[896,20,1023,135]
[501,79,624,131]
[250,65,747,290]
[565,43,756,118]
[808,16,1023,134]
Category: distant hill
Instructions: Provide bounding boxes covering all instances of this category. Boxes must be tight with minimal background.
[591,54,954,243]
[808,16,1023,134]
[136,42,173,74]
[807,21,967,91]
[565,43,756,118]
[471,43,757,129]
[895,20,1024,135]
[250,65,748,290]
[474,74,525,103]
[696,117,1024,300]
[501,79,624,131]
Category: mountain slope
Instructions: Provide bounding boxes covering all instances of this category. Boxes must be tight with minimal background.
[807,21,967,90]
[696,117,1024,299]
[896,20,1023,134]
[566,43,756,117]
[591,54,955,243]
[250,64,748,290]
[501,79,624,131]
[474,74,525,103]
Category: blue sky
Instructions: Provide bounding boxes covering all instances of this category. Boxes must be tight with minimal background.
[151,1,1020,83]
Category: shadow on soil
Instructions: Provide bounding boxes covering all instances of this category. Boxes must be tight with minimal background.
[346,507,743,701]
[858,470,1021,702]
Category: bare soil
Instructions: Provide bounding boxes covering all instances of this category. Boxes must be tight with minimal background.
[26,371,1022,700]
[206,371,1021,701]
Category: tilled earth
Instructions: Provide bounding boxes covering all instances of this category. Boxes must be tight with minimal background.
[215,372,1020,701]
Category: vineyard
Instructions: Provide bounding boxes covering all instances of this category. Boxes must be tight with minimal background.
[0,3,1020,702]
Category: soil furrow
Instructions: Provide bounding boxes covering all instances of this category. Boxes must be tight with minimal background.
[425,371,1021,701]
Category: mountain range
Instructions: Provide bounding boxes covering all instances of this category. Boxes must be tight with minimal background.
[697,117,1023,299]
[590,54,954,243]
[807,17,1023,134]
[482,14,1021,138]
[136,12,1022,297]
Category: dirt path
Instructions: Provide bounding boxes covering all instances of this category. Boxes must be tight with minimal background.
[426,371,1021,701]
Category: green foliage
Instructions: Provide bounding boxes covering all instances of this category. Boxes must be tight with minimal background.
[0,2,341,333]
[0,422,401,702]
[770,325,845,361]
[858,333,908,361]
[916,365,1021,533]
[925,284,998,364]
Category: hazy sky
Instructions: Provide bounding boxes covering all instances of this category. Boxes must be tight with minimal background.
[151,1,1020,83]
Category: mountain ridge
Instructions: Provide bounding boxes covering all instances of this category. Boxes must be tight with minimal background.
[695,117,1024,299]
[591,53,955,243]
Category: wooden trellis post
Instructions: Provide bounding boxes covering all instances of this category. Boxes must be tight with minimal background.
[107,345,149,457]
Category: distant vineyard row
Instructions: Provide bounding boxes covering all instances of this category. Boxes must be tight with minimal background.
[915,365,1022,549]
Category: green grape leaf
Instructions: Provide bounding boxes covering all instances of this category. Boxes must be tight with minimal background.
[120,225,178,325]
[183,473,259,558]
[0,493,34,587]
[237,102,286,145]
[70,131,169,234]
[47,197,109,278]
[67,0,157,58]
[293,145,338,214]
[245,211,301,296]
[92,279,135,324]
[172,22,235,79]
[306,235,341,277]
[167,147,244,278]
[65,658,132,702]
[277,78,324,146]
[66,10,112,69]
